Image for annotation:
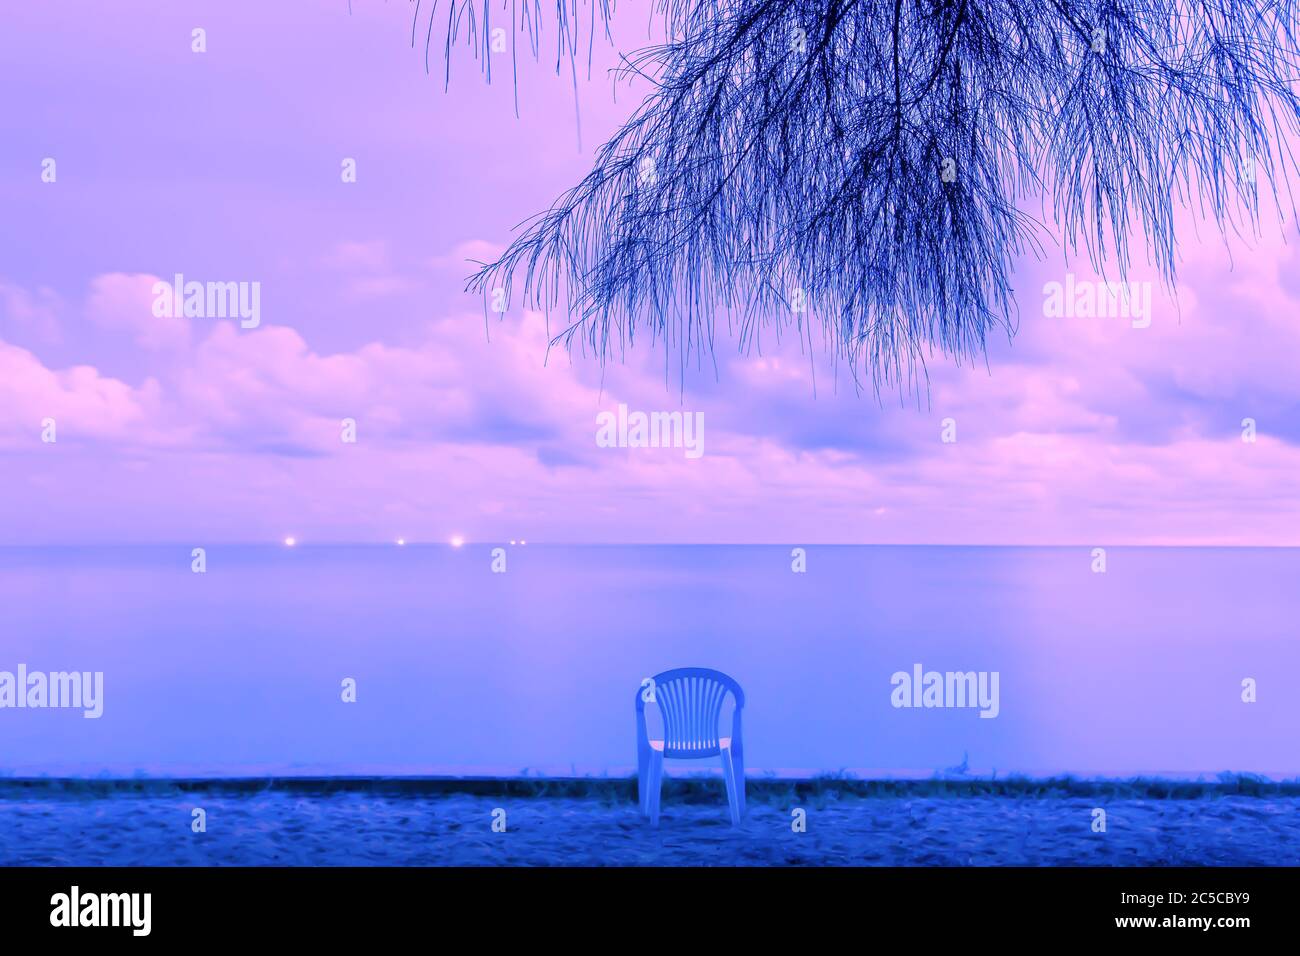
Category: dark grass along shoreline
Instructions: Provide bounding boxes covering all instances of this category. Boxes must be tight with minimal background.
[4,772,1299,800]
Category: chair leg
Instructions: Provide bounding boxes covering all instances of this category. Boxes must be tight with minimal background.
[733,743,754,816]
[637,752,650,817]
[734,750,746,817]
[648,752,664,828]
[721,750,740,826]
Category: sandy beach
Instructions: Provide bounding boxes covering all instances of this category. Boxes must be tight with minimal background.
[4,779,1299,866]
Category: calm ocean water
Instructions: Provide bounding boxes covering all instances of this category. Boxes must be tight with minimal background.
[1,545,1297,779]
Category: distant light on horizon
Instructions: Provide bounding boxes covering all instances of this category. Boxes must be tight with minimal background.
[396,538,406,546]
[283,536,296,547]
[450,535,465,548]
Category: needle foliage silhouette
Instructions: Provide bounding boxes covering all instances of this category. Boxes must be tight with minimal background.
[400,1,1300,392]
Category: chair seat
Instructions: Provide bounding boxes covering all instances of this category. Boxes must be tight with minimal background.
[649,737,731,754]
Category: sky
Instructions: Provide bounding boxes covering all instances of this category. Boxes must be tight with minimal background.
[2,0,1299,546]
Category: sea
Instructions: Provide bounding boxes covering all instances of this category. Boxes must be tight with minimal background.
[2,544,1296,780]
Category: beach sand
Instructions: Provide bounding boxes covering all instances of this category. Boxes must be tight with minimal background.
[4,785,1299,865]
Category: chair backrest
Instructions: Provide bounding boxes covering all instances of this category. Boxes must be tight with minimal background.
[636,667,744,759]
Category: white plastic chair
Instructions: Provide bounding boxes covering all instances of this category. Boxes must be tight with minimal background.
[635,668,745,826]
